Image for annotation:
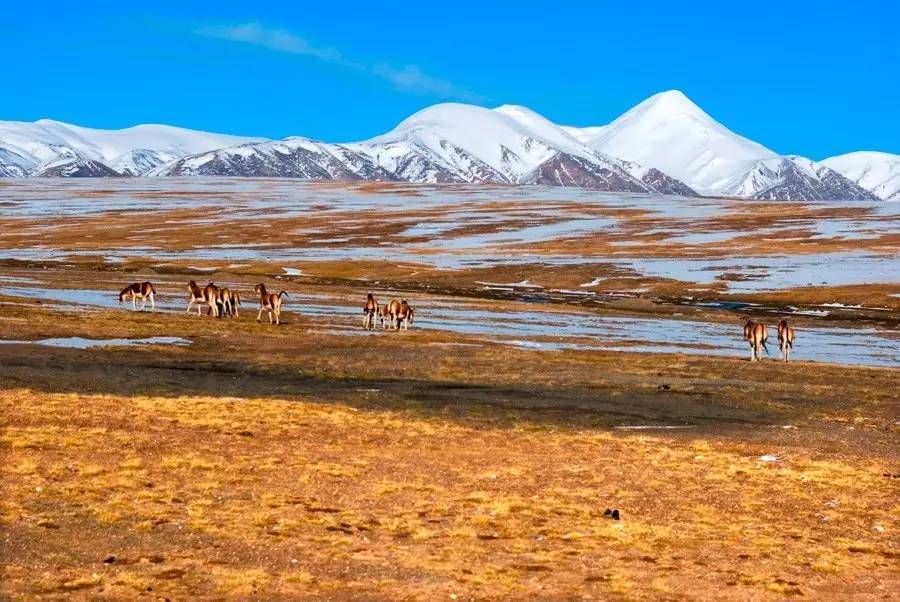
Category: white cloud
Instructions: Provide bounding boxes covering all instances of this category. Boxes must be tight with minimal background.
[372,63,482,101]
[197,23,351,65]
[197,22,481,101]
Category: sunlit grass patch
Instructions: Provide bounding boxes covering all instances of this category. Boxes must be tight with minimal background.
[2,356,897,601]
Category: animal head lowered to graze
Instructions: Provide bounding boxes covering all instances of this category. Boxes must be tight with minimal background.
[743,320,769,362]
[396,299,415,330]
[381,299,401,330]
[118,282,156,311]
[777,319,796,362]
[212,287,239,318]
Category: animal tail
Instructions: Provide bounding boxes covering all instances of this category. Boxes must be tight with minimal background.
[279,291,288,298]
[762,339,770,356]
[149,283,157,294]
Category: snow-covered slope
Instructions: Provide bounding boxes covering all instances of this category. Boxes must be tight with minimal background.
[724,156,880,202]
[159,102,697,195]
[575,90,882,201]
[153,137,395,181]
[358,103,591,182]
[583,90,777,195]
[820,151,900,201]
[2,95,893,202]
[0,119,263,176]
[561,125,606,144]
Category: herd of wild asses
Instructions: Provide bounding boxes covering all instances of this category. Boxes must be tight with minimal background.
[119,281,799,360]
[120,281,416,331]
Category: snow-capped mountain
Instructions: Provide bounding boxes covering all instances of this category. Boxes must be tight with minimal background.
[569,90,881,201]
[347,103,691,193]
[156,103,697,195]
[0,119,263,177]
[152,137,394,180]
[578,90,777,195]
[820,151,900,201]
[723,156,879,202]
[0,94,894,202]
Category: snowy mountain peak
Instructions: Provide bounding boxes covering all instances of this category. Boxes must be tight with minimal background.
[0,95,893,202]
[0,119,265,176]
[821,151,900,201]
[368,102,582,181]
[724,156,880,202]
[628,90,707,119]
[585,90,777,195]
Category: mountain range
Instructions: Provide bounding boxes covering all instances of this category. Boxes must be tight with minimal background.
[1,91,896,202]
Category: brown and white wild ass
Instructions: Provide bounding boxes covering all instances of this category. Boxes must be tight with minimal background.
[363,293,379,330]
[119,282,156,311]
[255,284,287,325]
[213,287,240,318]
[743,320,769,362]
[396,299,414,330]
[380,299,400,330]
[777,319,796,362]
[187,280,221,317]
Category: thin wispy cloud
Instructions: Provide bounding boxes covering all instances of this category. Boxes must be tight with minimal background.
[197,22,482,102]
[198,23,353,66]
[371,63,479,101]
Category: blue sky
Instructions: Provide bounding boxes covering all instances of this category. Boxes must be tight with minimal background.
[2,1,897,158]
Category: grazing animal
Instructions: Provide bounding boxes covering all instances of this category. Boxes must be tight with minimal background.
[118,282,156,311]
[396,299,415,330]
[363,293,379,330]
[213,287,240,318]
[777,319,796,362]
[255,283,287,325]
[187,280,220,317]
[231,291,241,318]
[380,298,401,330]
[743,320,769,362]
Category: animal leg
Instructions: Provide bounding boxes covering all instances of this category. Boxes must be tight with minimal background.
[257,307,264,322]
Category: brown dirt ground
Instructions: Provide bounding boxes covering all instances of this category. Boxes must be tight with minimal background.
[1,182,897,599]
[1,269,898,600]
